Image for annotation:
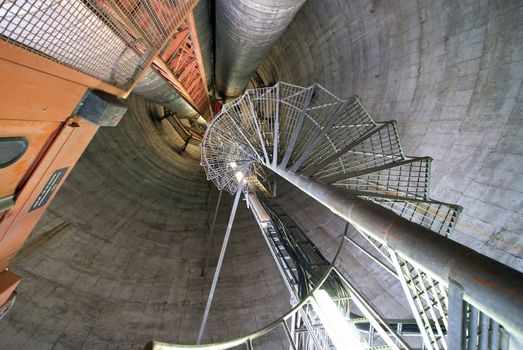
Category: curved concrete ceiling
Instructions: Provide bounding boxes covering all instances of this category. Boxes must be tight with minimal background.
[1,1,522,349]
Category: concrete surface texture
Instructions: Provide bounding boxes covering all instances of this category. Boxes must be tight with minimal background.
[255,0,523,271]
[0,96,289,349]
[1,0,523,349]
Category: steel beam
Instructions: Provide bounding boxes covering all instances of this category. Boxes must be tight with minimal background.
[247,96,270,165]
[344,236,397,278]
[282,321,297,350]
[279,87,314,169]
[320,156,432,185]
[288,100,348,173]
[272,83,280,167]
[300,122,390,177]
[197,182,244,344]
[272,168,523,341]
[201,190,223,277]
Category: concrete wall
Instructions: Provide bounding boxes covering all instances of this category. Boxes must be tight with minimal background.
[256,0,523,271]
[0,96,289,349]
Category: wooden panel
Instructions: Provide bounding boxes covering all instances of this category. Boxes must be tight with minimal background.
[0,57,87,122]
[0,40,126,99]
[0,118,99,270]
[0,120,62,198]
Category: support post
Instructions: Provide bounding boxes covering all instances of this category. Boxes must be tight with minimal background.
[272,82,280,167]
[279,86,314,169]
[300,122,389,177]
[201,190,223,276]
[197,181,244,344]
[289,100,348,173]
[447,281,465,350]
[178,134,192,153]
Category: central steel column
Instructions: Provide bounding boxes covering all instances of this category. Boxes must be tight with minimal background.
[273,168,523,341]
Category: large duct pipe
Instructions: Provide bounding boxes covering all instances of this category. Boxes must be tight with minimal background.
[192,0,214,93]
[214,0,306,99]
[133,68,199,118]
[273,168,523,342]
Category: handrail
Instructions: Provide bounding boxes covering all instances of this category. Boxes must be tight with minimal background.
[146,209,349,349]
[146,267,337,350]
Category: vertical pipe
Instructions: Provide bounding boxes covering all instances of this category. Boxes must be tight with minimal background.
[197,182,244,344]
[214,0,306,98]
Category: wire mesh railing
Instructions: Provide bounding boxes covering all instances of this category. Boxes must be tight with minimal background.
[0,0,196,89]
[200,81,461,237]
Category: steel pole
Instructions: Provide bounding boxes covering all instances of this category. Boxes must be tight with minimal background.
[273,168,523,341]
[197,182,244,344]
[201,190,223,276]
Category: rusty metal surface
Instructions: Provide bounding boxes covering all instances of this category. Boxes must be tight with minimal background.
[0,55,89,199]
[0,56,97,272]
[0,119,62,199]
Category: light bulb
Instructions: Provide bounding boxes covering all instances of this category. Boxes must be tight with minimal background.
[235,171,244,182]
[311,289,366,350]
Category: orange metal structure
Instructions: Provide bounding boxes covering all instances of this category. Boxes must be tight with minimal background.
[0,40,107,308]
[0,44,102,310]
[155,18,211,120]
[0,270,20,311]
[0,0,202,313]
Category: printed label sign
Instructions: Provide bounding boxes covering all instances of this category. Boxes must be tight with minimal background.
[29,167,69,212]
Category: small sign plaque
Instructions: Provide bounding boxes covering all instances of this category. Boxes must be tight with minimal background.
[29,167,69,212]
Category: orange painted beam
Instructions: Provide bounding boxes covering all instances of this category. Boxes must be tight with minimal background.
[152,58,202,115]
[157,16,211,120]
[0,40,126,98]
[120,2,201,97]
[0,270,20,308]
[187,12,209,95]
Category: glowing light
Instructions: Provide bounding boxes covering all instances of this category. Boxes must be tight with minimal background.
[311,289,366,350]
[235,171,244,182]
[229,162,237,168]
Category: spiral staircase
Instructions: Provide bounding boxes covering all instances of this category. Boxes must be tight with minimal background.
[201,82,461,236]
[193,82,516,350]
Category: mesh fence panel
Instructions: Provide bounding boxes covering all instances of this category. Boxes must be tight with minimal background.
[0,0,196,89]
